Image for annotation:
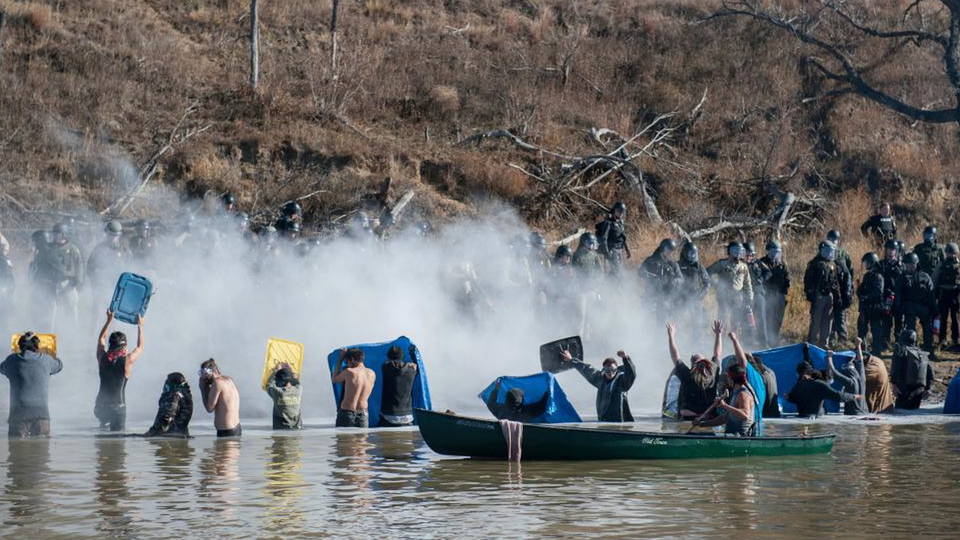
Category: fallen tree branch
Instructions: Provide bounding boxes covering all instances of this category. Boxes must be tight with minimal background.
[552,227,586,246]
[455,129,575,159]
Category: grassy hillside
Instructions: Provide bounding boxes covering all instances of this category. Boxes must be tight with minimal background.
[1,0,957,238]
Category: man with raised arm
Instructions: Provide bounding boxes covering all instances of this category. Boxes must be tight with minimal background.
[199,359,241,437]
[666,320,722,420]
[94,311,145,431]
[333,348,376,428]
[562,349,636,422]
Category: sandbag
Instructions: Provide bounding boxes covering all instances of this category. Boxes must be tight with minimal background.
[327,336,431,427]
[478,372,581,423]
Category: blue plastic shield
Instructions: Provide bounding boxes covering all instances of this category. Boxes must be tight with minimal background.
[109,272,153,324]
[478,372,582,423]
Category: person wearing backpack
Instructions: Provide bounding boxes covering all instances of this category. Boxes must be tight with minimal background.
[890,330,934,410]
[934,242,960,350]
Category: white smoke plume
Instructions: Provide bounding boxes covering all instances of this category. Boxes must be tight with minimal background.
[1,203,694,429]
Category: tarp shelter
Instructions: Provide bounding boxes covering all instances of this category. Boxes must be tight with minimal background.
[944,372,960,414]
[327,336,431,427]
[751,343,855,415]
[478,372,582,423]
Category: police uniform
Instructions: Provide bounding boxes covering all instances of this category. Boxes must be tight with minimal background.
[803,255,840,347]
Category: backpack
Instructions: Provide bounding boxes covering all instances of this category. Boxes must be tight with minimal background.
[900,347,929,387]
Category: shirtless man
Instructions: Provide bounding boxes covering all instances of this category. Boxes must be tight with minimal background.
[332,348,375,428]
[198,358,241,437]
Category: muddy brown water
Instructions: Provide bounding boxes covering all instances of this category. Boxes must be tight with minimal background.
[1,416,959,538]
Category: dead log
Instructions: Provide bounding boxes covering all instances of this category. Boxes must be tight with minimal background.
[250,0,259,89]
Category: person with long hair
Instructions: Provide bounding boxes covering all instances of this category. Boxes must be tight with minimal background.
[95,311,145,431]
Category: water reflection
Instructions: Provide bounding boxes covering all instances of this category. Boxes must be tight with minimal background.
[149,437,195,516]
[198,439,241,518]
[4,438,51,530]
[95,438,139,537]
[332,432,375,509]
[262,435,306,532]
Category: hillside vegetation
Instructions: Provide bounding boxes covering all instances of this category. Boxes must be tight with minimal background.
[0,0,957,243]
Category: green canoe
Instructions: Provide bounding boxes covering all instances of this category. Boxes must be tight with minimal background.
[414,409,835,460]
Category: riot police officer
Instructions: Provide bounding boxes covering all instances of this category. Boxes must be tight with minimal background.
[913,225,944,277]
[878,238,905,349]
[640,239,684,322]
[707,242,754,333]
[826,230,854,342]
[572,232,604,275]
[803,241,840,347]
[899,252,936,354]
[595,202,631,273]
[934,242,960,349]
[677,241,710,332]
[744,242,771,348]
[758,240,790,346]
[861,202,897,248]
[857,252,886,356]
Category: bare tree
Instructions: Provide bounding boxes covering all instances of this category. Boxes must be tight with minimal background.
[706,0,960,126]
[250,0,260,89]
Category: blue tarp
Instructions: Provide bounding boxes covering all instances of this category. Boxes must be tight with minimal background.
[326,336,432,427]
[110,272,153,324]
[478,372,581,423]
[944,372,960,414]
[751,343,855,414]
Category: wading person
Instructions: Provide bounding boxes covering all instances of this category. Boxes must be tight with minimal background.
[266,364,302,430]
[332,348,376,428]
[665,320,721,420]
[828,340,868,416]
[199,359,241,437]
[562,349,636,422]
[94,311,145,431]
[804,240,841,347]
[857,252,886,356]
[787,354,861,418]
[864,345,895,414]
[935,243,960,349]
[1,332,63,437]
[380,345,418,427]
[144,372,193,437]
[484,380,550,422]
[890,330,934,410]
[694,363,756,436]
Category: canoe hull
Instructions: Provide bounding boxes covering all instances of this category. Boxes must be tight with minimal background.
[414,409,835,460]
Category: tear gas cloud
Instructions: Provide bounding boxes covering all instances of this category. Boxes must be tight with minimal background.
[1,205,700,427]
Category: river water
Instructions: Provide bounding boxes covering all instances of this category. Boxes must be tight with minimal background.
[1,415,959,538]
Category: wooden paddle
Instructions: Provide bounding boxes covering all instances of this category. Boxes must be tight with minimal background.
[686,401,719,434]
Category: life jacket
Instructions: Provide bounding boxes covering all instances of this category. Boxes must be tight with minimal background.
[900,346,929,387]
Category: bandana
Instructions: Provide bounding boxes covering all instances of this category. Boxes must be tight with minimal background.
[104,347,127,364]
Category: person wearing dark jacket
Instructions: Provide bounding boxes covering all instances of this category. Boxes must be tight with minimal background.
[860,203,897,248]
[1,332,63,437]
[595,202,631,274]
[890,330,934,410]
[899,252,936,354]
[934,243,960,348]
[563,349,636,422]
[94,311,145,431]
[666,320,721,419]
[804,241,841,347]
[759,240,790,345]
[826,230,854,343]
[857,252,886,356]
[484,380,550,422]
[266,365,302,430]
[787,360,861,418]
[879,239,905,345]
[380,345,418,427]
[677,241,711,332]
[640,239,684,322]
[913,225,945,278]
[745,242,771,348]
[828,341,868,416]
[144,372,193,437]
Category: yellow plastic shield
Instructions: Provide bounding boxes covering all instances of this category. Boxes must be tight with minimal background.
[10,333,58,356]
[261,338,304,389]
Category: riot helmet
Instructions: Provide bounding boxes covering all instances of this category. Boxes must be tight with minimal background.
[923,225,937,244]
[819,240,837,261]
[826,229,841,244]
[899,329,917,347]
[681,241,699,263]
[580,232,599,251]
[861,252,880,270]
[727,242,744,260]
[946,242,959,256]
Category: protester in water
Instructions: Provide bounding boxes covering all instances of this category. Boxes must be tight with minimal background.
[747,354,780,418]
[333,348,376,428]
[562,349,635,422]
[199,359,242,437]
[0,333,63,437]
[787,350,861,418]
[890,330,934,410]
[484,379,550,422]
[94,311,145,431]
[827,340,868,416]
[266,364,302,430]
[863,345,895,414]
[693,333,758,436]
[665,320,721,419]
[379,345,418,427]
[144,372,193,438]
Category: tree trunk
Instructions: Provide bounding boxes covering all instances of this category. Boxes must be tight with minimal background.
[330,0,340,79]
[250,0,259,89]
[0,11,7,69]
[944,5,960,127]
